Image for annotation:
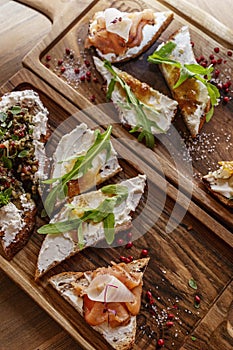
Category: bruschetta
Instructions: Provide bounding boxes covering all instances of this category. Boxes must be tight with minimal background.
[94,56,178,147]
[36,174,146,279]
[203,161,233,208]
[42,124,122,216]
[49,257,150,350]
[148,26,220,137]
[85,7,173,62]
[0,90,48,259]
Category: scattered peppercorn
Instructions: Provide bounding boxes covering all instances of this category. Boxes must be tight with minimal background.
[125,241,133,249]
[157,338,165,347]
[141,249,148,257]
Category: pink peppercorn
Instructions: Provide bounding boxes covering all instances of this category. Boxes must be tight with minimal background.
[125,241,133,249]
[157,339,165,347]
[141,249,148,257]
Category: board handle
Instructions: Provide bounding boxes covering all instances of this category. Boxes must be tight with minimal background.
[16,0,74,22]
[158,0,233,48]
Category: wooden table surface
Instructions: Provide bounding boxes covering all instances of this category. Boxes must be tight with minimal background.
[0,1,232,349]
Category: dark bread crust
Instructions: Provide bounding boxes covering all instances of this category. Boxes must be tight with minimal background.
[0,207,37,260]
[202,177,233,208]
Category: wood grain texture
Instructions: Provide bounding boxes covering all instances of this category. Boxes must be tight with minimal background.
[0,68,232,350]
[17,0,83,23]
[181,282,233,350]
[1,1,233,350]
[0,270,82,350]
[23,0,233,231]
[0,0,51,85]
[157,0,233,48]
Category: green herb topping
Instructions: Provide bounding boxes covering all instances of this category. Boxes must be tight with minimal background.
[188,278,198,290]
[104,60,166,149]
[148,42,220,122]
[43,126,113,216]
[38,184,129,247]
[0,188,12,208]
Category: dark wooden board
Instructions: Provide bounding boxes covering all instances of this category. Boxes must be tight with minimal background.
[22,0,233,231]
[0,69,232,350]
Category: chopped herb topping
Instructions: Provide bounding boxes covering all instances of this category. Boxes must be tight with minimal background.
[188,278,197,290]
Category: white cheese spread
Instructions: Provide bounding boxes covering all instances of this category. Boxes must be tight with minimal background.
[158,26,211,137]
[52,123,121,187]
[95,11,172,62]
[94,56,177,134]
[0,202,25,248]
[203,162,233,199]
[37,175,146,276]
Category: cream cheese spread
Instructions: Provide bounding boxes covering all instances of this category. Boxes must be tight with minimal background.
[203,162,233,199]
[52,123,120,182]
[37,175,146,276]
[94,56,177,134]
[158,26,211,137]
[0,202,25,248]
[94,11,173,62]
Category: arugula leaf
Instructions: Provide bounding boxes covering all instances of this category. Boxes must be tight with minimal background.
[148,42,180,66]
[104,60,166,148]
[173,67,193,89]
[39,184,128,246]
[0,188,12,208]
[43,126,113,216]
[148,42,220,122]
[103,213,115,245]
[77,224,84,249]
[153,41,177,58]
[37,218,82,234]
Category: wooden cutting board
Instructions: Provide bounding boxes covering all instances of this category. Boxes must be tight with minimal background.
[22,0,233,231]
[1,0,233,349]
[0,68,232,350]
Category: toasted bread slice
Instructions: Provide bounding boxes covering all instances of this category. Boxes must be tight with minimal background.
[85,8,173,63]
[0,90,49,259]
[203,161,233,208]
[51,123,122,198]
[36,174,146,279]
[155,26,211,137]
[0,195,36,259]
[0,90,49,182]
[94,56,178,134]
[49,257,150,350]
